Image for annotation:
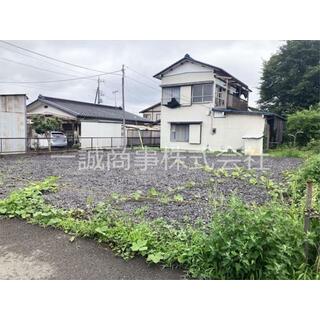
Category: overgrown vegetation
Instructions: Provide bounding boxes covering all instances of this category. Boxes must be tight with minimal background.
[1,157,320,279]
[286,104,320,147]
[266,102,320,158]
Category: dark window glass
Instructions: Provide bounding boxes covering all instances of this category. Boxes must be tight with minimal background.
[192,83,213,103]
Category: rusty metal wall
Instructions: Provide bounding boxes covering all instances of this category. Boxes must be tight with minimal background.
[0,95,27,153]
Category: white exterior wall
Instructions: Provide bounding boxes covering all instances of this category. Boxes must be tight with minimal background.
[161,105,265,152]
[0,95,27,153]
[159,61,266,154]
[80,120,123,149]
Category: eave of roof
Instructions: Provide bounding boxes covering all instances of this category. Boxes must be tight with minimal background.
[0,93,28,96]
[212,108,286,120]
[153,54,251,92]
[139,102,161,113]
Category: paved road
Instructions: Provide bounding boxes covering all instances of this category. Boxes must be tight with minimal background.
[0,218,184,280]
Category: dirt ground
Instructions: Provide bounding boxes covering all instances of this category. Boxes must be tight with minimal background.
[0,151,302,222]
[0,217,183,279]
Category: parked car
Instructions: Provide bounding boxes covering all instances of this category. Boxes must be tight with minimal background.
[30,131,68,149]
[50,131,68,147]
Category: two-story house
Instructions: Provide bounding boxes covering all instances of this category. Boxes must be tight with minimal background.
[140,102,161,122]
[154,54,284,155]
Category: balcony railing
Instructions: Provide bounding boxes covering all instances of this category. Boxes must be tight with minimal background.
[215,93,248,110]
[226,94,248,110]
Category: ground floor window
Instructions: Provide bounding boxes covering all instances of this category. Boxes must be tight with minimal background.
[170,123,189,142]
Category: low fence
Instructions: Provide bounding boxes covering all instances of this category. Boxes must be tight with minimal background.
[0,135,160,154]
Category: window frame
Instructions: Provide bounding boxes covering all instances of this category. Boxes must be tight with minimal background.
[170,123,189,142]
[162,86,181,105]
[192,83,213,104]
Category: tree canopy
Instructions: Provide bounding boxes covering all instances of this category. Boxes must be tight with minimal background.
[32,115,61,151]
[259,41,320,115]
[32,115,61,135]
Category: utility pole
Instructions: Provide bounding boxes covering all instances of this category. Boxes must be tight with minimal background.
[112,90,119,107]
[121,64,126,147]
[94,77,104,104]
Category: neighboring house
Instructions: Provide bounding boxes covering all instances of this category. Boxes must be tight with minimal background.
[140,102,161,122]
[154,54,284,155]
[27,95,153,148]
[0,94,27,153]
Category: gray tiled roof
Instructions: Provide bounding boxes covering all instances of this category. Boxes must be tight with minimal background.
[28,95,153,124]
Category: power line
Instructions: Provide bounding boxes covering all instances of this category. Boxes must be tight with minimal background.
[126,66,207,104]
[0,56,96,81]
[125,73,192,103]
[0,44,94,77]
[126,75,160,92]
[0,70,121,84]
[126,66,160,86]
[0,40,115,75]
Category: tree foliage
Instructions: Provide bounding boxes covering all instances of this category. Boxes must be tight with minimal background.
[286,103,320,146]
[32,115,61,151]
[259,41,320,115]
[32,115,61,135]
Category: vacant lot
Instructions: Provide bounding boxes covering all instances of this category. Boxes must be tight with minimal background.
[0,151,301,222]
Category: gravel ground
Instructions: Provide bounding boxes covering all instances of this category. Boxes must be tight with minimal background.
[0,151,302,222]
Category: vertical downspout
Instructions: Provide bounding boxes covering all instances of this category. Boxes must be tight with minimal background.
[225,78,229,108]
[24,95,27,153]
[209,73,216,150]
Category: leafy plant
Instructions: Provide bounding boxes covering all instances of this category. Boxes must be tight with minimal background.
[147,252,164,263]
[148,187,159,197]
[131,239,148,252]
[131,190,143,201]
[173,194,184,203]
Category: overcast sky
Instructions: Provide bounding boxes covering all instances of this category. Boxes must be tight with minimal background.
[0,40,283,114]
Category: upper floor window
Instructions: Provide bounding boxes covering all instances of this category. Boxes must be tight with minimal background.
[192,83,213,103]
[162,87,180,105]
[156,113,161,121]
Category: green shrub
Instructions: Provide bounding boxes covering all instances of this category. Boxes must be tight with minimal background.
[288,155,320,192]
[305,139,320,153]
[286,106,320,146]
[187,198,313,279]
